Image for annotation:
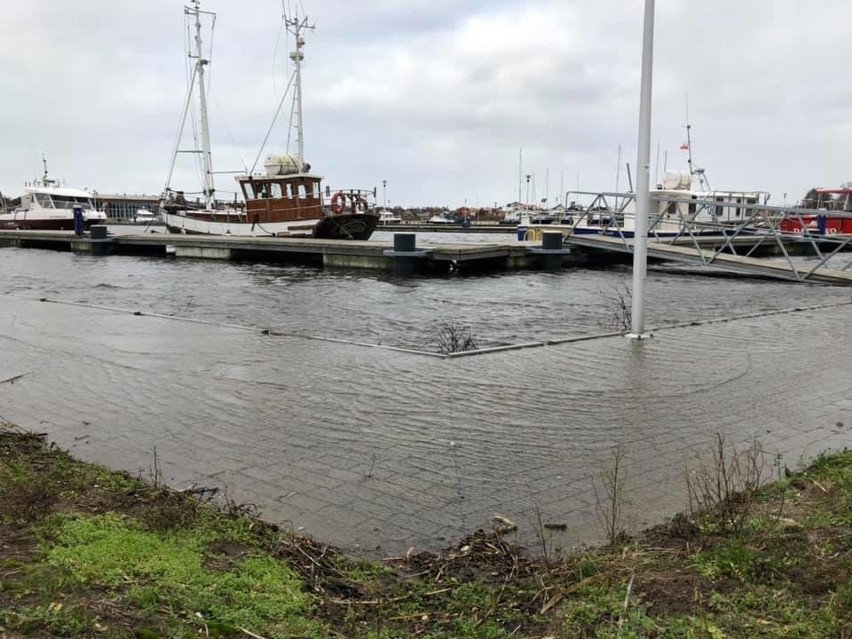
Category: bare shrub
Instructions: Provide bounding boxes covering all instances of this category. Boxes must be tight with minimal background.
[597,282,632,332]
[435,321,478,354]
[593,446,631,545]
[685,433,770,536]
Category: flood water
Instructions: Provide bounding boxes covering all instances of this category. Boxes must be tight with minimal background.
[1,239,850,556]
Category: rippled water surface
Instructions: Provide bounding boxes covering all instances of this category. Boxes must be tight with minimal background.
[1,239,850,555]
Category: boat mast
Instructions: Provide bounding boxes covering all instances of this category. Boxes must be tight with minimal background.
[684,121,710,191]
[286,14,315,173]
[189,0,215,209]
[685,121,694,178]
[40,154,56,186]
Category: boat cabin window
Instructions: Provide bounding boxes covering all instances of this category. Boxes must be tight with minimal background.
[34,193,53,208]
[689,196,696,216]
[245,181,284,199]
[297,181,316,199]
[52,195,93,210]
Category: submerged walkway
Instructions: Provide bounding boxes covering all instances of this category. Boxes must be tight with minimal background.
[0,295,849,555]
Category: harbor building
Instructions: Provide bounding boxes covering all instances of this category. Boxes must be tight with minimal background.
[96,193,161,221]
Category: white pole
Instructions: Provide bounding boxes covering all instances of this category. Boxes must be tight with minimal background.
[630,0,654,339]
[193,1,214,209]
[518,147,522,204]
[290,23,306,172]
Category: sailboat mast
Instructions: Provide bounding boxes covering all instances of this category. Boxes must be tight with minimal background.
[191,0,214,209]
[287,15,313,172]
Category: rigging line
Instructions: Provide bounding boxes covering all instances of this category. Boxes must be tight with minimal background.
[272,0,289,100]
[164,64,199,193]
[249,69,296,174]
[203,12,219,190]
[212,94,249,173]
[286,78,297,154]
[184,12,201,190]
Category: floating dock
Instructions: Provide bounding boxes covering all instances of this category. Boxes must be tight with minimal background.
[0,229,554,274]
[564,233,852,285]
[1,228,851,284]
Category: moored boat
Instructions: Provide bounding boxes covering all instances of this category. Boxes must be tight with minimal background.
[0,157,107,231]
[378,209,402,224]
[160,1,377,240]
[131,208,158,224]
[520,170,770,239]
[779,187,852,235]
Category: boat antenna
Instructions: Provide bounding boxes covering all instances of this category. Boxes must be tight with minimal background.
[518,147,522,205]
[684,122,711,191]
[684,121,694,176]
[41,154,55,185]
[683,96,710,191]
[285,11,315,173]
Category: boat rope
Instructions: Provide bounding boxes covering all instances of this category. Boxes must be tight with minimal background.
[4,294,850,360]
[250,70,296,174]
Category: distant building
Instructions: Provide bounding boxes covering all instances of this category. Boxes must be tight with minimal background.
[96,193,161,220]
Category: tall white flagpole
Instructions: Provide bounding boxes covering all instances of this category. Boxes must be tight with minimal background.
[630,0,655,339]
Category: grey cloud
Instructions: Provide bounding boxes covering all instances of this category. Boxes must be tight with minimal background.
[2,0,851,206]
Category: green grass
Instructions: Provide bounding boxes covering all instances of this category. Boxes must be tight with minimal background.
[38,513,321,637]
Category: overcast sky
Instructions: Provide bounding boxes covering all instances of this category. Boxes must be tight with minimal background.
[2,1,850,208]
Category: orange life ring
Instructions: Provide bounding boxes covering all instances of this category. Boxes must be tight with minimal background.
[354,196,368,212]
[330,191,345,214]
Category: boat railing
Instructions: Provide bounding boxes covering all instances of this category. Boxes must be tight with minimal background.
[555,190,852,281]
[323,187,376,214]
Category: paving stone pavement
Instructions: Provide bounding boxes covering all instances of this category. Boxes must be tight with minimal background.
[0,295,849,556]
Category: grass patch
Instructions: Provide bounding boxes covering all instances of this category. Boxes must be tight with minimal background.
[1,426,850,638]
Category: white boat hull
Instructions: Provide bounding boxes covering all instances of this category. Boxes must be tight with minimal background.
[0,210,107,231]
[160,211,318,237]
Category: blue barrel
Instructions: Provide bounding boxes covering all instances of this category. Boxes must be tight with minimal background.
[73,206,84,235]
[517,225,528,241]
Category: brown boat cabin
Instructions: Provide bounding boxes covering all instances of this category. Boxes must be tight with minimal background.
[238,174,323,224]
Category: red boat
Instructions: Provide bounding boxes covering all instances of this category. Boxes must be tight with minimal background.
[780,188,852,235]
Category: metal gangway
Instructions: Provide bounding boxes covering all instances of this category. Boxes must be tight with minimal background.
[550,191,852,285]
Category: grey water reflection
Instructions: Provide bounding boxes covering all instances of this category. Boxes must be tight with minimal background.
[0,245,850,556]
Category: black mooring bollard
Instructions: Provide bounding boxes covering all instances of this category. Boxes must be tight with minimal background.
[89,225,109,256]
[392,233,416,275]
[394,233,416,253]
[541,231,565,270]
[382,233,432,275]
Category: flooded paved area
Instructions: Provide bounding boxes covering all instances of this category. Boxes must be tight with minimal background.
[0,247,849,555]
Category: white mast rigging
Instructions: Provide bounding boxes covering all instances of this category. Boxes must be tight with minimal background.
[164,0,216,210]
[192,0,215,208]
[286,13,315,173]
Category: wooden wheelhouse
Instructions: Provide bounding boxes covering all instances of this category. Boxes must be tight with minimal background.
[238,174,324,224]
